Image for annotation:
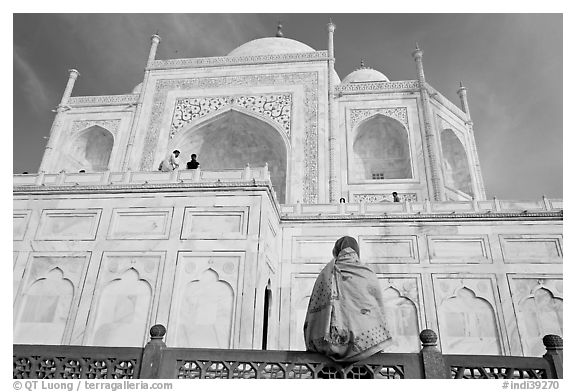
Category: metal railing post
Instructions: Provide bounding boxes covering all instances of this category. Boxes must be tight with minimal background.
[139,324,167,379]
[543,334,563,379]
[419,329,450,379]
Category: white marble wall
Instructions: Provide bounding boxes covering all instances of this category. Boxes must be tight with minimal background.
[13,184,562,356]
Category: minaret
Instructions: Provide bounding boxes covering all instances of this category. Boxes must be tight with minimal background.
[39,69,80,173]
[457,81,487,200]
[327,19,338,202]
[412,44,446,201]
[147,33,161,67]
[123,33,161,170]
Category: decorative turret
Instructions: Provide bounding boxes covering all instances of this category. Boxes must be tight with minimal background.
[276,22,284,38]
[60,69,80,106]
[147,33,161,67]
[457,81,472,123]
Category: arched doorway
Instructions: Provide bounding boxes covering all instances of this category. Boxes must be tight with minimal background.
[173,110,288,203]
[66,125,114,172]
[351,115,412,180]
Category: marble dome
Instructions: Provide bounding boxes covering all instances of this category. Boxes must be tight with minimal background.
[342,67,389,83]
[131,82,143,94]
[227,37,316,57]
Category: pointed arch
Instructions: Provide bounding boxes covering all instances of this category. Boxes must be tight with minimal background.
[174,268,235,348]
[14,267,74,344]
[170,108,289,203]
[381,287,420,352]
[88,268,152,347]
[66,125,114,172]
[440,129,473,196]
[351,114,412,180]
[518,287,563,356]
[438,287,501,354]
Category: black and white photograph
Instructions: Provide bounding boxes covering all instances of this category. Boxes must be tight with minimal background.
[11,8,566,388]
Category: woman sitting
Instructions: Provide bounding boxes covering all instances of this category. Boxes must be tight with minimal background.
[304,236,391,362]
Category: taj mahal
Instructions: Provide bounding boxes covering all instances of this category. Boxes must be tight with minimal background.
[13,21,562,361]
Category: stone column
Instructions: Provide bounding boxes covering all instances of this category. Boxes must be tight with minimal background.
[38,69,79,173]
[412,46,446,201]
[457,82,487,200]
[123,34,161,171]
[327,20,338,202]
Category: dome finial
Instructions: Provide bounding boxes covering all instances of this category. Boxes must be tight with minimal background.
[360,58,366,68]
[415,42,420,50]
[276,21,284,38]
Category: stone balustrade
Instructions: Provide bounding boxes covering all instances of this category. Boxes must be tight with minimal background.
[13,171,562,217]
[13,166,271,188]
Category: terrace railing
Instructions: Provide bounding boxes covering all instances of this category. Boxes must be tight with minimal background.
[14,325,562,379]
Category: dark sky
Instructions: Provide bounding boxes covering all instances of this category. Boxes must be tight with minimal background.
[13,14,562,199]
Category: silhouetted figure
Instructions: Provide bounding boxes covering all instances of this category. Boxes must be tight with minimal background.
[392,192,401,202]
[186,154,200,170]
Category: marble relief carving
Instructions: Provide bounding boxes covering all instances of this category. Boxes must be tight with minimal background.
[142,73,319,203]
[353,193,418,203]
[350,107,409,130]
[170,94,292,139]
[70,119,121,136]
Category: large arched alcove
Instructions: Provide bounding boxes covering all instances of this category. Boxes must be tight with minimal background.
[172,110,288,203]
[440,130,473,196]
[351,115,412,180]
[67,126,114,172]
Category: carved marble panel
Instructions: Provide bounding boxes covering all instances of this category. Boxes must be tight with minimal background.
[427,236,492,263]
[14,252,90,345]
[107,208,173,240]
[359,236,419,264]
[141,72,319,203]
[13,210,31,241]
[500,235,562,263]
[85,252,164,347]
[35,209,102,241]
[349,107,409,130]
[168,252,244,349]
[508,275,563,356]
[70,119,121,136]
[432,275,503,355]
[291,236,339,264]
[352,193,418,203]
[170,94,292,138]
[180,207,249,239]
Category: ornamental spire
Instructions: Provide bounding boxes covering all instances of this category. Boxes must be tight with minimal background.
[276,22,284,37]
[360,59,366,68]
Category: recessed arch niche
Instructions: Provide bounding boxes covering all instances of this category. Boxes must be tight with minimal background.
[518,287,563,356]
[440,129,473,196]
[171,109,288,203]
[438,287,501,355]
[66,125,114,172]
[351,114,412,180]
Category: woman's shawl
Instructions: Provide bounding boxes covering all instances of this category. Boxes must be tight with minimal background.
[303,245,391,362]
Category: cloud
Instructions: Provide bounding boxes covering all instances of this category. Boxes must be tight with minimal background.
[14,47,52,113]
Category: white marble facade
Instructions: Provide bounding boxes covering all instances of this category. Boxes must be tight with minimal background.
[13,173,563,356]
[15,31,561,357]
